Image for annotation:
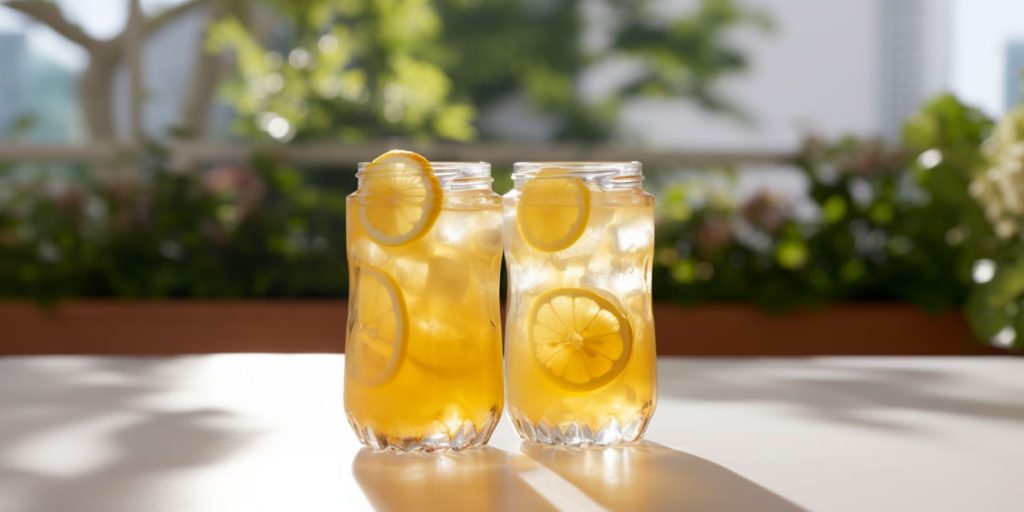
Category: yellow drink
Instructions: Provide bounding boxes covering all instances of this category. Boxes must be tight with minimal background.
[504,162,656,445]
[345,152,503,451]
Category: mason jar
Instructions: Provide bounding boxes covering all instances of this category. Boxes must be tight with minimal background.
[345,155,503,451]
[503,161,657,445]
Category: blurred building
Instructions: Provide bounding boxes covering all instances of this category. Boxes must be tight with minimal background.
[620,0,951,152]
[26,54,80,143]
[0,2,209,143]
[0,32,26,136]
[111,5,207,140]
[879,0,950,139]
[0,32,81,143]
[1005,40,1024,109]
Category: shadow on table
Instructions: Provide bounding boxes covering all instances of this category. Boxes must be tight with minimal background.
[0,358,252,512]
[353,447,558,512]
[658,359,1024,431]
[352,440,802,511]
[521,441,804,512]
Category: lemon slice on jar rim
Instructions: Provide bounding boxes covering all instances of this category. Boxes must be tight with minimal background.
[516,167,591,252]
[357,150,443,246]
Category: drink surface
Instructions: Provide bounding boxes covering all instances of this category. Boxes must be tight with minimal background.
[504,168,657,445]
[345,156,503,451]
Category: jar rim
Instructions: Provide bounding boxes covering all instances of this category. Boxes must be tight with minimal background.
[512,161,641,179]
[357,161,491,178]
[356,161,493,191]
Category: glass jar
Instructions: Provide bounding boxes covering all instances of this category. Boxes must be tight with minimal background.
[503,161,657,445]
[345,160,504,451]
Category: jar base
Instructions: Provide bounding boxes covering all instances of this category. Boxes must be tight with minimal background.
[348,407,499,452]
[508,403,653,446]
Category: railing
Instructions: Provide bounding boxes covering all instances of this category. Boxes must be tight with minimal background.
[0,142,795,169]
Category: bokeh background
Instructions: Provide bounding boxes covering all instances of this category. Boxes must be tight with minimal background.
[1,0,1023,352]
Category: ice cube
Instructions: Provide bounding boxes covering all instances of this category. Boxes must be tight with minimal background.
[351,237,391,267]
[606,269,645,298]
[615,217,653,254]
[435,212,468,245]
[390,256,429,290]
[512,263,550,296]
[580,252,616,291]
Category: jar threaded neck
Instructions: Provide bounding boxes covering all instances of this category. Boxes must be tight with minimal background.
[357,161,493,191]
[512,161,643,189]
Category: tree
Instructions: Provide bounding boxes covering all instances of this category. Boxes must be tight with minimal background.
[207,0,476,143]
[3,0,234,142]
[209,0,769,143]
[6,0,768,144]
[436,0,770,141]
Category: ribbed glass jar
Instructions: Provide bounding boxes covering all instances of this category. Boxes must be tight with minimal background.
[345,161,503,451]
[503,161,657,445]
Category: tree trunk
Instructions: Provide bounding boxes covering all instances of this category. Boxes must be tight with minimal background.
[177,0,248,138]
[125,0,144,144]
[6,0,213,143]
[177,39,222,138]
[79,43,120,143]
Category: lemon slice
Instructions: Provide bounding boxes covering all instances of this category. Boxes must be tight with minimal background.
[529,287,632,391]
[406,319,492,375]
[357,150,442,246]
[347,265,407,386]
[516,167,590,251]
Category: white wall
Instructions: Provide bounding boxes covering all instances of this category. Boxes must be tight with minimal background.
[616,0,951,151]
[618,0,882,152]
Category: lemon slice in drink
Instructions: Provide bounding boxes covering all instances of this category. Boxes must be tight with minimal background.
[529,287,632,391]
[516,167,590,251]
[357,150,442,246]
[347,265,407,386]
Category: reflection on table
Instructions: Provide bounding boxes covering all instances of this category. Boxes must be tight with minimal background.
[353,447,555,511]
[353,441,802,511]
[522,441,802,511]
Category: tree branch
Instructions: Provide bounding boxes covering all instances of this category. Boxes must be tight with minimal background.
[145,0,210,35]
[3,0,97,49]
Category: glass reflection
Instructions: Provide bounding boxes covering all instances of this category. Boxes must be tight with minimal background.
[353,447,555,511]
[521,441,803,511]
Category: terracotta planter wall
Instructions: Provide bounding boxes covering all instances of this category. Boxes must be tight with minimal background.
[652,303,999,355]
[0,300,1006,356]
[0,301,347,355]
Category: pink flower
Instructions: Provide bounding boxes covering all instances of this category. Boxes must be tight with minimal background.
[203,165,266,218]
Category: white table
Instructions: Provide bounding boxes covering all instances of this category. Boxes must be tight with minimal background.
[1,355,1021,512]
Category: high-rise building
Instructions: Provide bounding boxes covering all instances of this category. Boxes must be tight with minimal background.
[878,0,950,139]
[1005,40,1024,110]
[0,32,26,136]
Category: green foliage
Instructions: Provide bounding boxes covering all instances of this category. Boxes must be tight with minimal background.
[609,0,771,111]
[654,138,947,310]
[0,154,348,303]
[209,0,767,142]
[654,94,1024,349]
[208,0,476,142]
[960,105,1024,347]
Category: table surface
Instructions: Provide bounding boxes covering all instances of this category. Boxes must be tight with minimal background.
[1,355,1022,512]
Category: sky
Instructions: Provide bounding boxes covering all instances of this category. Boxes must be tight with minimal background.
[950,0,1024,114]
[0,0,1023,116]
[0,0,179,69]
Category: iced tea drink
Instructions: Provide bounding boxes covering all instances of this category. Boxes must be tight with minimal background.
[345,150,503,451]
[504,162,656,445]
